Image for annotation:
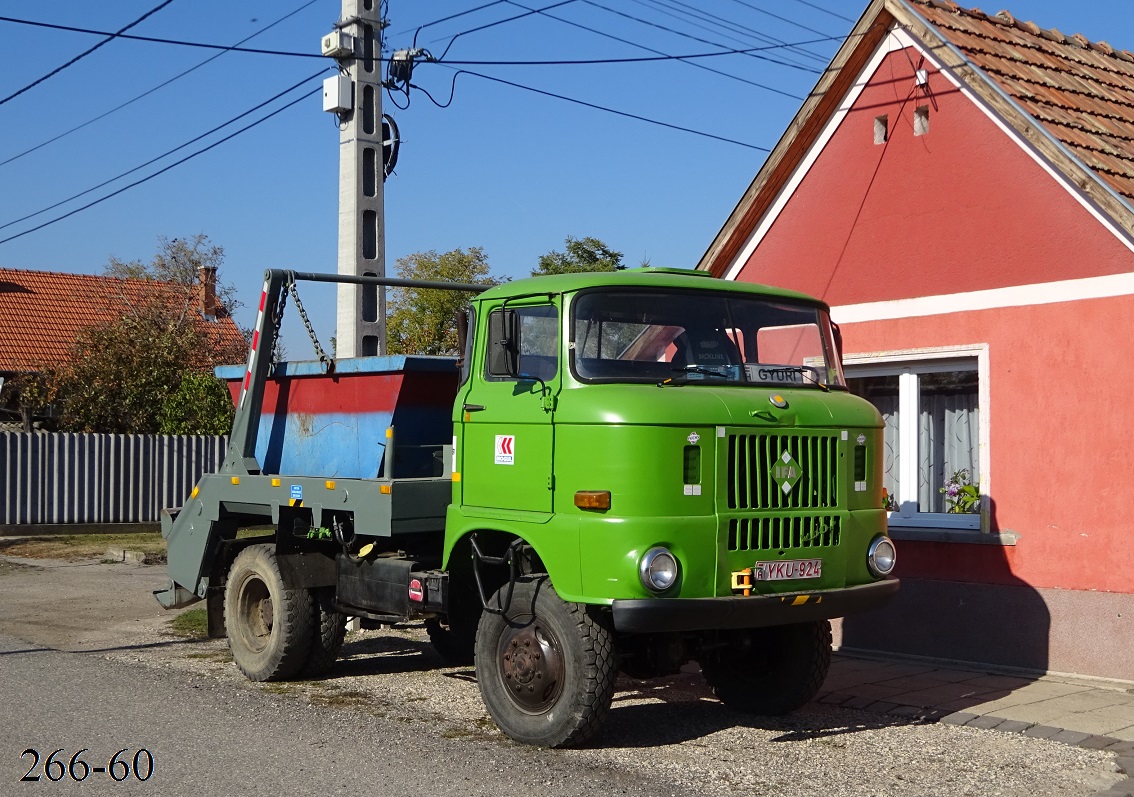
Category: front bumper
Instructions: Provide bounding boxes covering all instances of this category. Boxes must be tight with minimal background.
[611,578,899,633]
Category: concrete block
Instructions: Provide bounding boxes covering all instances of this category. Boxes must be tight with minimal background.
[966,715,1006,730]
[994,719,1032,734]
[1076,735,1118,750]
[1050,730,1092,746]
[940,711,978,726]
[1023,725,1060,739]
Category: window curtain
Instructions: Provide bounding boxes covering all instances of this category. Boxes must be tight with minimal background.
[918,392,979,512]
[873,394,900,502]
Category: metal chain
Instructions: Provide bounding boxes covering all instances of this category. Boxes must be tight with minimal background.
[289,281,335,373]
[269,277,289,368]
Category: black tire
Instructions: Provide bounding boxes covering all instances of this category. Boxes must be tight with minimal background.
[475,577,617,748]
[302,587,346,677]
[426,584,482,666]
[224,544,315,681]
[701,620,832,715]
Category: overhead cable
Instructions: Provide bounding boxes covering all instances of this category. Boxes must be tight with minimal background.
[501,0,803,100]
[0,15,327,59]
[0,69,327,232]
[0,0,320,168]
[642,0,829,65]
[392,0,509,37]
[439,66,770,151]
[582,0,821,74]
[0,12,851,69]
[0,86,320,246]
[722,0,839,38]
[784,0,856,24]
[0,0,176,108]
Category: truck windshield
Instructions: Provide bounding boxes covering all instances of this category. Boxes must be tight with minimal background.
[571,289,845,389]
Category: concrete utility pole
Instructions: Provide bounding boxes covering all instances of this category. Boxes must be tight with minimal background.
[327,0,386,357]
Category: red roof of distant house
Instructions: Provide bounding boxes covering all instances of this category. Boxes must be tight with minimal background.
[0,267,246,372]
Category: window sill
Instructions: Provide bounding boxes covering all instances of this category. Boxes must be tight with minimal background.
[887,527,1019,546]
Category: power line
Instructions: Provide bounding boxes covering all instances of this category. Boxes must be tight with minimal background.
[393,0,509,37]
[439,65,770,151]
[784,0,855,25]
[426,0,578,46]
[0,0,320,169]
[0,1,176,108]
[501,0,803,100]
[0,70,327,233]
[723,0,839,39]
[633,0,815,70]
[644,0,829,65]
[0,86,320,247]
[0,11,852,70]
[582,0,822,75]
[0,15,326,59]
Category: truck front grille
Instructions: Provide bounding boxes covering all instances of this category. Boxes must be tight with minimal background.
[727,515,842,552]
[725,433,838,510]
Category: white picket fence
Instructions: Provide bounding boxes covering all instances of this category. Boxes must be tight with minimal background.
[0,432,226,525]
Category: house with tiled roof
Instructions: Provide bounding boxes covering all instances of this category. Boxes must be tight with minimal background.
[698,0,1134,679]
[0,266,245,425]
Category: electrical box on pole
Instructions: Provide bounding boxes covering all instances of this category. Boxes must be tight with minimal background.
[322,0,387,358]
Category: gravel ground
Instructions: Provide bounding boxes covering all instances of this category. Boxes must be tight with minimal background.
[0,557,1124,797]
[123,622,1122,797]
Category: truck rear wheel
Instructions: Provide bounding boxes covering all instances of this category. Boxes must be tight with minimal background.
[302,588,346,677]
[224,544,315,681]
[475,577,617,748]
[701,620,832,715]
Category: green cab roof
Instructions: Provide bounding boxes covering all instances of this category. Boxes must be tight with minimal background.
[475,266,828,310]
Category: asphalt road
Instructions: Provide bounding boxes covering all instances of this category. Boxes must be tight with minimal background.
[0,634,670,797]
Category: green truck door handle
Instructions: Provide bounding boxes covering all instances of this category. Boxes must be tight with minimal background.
[463,403,486,412]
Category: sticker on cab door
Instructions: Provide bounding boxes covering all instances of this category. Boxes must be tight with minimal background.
[495,435,515,465]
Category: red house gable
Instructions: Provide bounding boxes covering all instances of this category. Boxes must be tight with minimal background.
[697,0,1134,679]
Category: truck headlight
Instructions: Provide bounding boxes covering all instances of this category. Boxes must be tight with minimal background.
[639,547,679,593]
[867,536,896,577]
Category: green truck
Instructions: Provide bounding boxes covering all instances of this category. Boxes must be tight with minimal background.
[156,266,897,747]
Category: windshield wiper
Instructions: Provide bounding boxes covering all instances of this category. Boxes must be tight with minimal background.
[658,365,732,387]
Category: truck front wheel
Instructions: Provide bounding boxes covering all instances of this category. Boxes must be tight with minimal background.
[701,620,832,715]
[224,544,315,681]
[475,577,617,748]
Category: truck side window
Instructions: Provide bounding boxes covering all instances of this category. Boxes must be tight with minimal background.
[486,305,558,381]
[458,307,475,386]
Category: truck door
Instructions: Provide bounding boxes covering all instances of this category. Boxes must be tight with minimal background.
[460,302,559,513]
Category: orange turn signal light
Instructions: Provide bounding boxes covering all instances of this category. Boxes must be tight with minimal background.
[574,490,611,510]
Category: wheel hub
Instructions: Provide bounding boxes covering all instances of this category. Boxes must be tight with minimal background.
[498,624,564,713]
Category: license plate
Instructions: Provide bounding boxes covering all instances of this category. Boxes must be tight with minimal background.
[754,558,822,581]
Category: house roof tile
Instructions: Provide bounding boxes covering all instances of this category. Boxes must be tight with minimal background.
[0,267,246,373]
[910,0,1134,203]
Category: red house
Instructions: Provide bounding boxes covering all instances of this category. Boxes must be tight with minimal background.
[699,0,1134,679]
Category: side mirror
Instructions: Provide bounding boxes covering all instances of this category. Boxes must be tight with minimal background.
[487,309,519,377]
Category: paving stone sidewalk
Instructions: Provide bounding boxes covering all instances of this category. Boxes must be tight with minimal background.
[821,651,1134,795]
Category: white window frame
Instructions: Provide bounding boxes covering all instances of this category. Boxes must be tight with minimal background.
[844,344,990,532]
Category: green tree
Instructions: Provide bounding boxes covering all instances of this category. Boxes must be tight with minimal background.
[159,370,234,435]
[104,233,242,318]
[385,247,501,355]
[49,235,245,434]
[533,236,624,276]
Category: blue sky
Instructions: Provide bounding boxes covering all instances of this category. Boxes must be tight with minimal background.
[1,0,1130,352]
